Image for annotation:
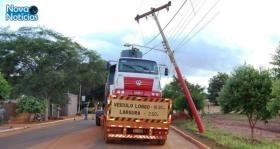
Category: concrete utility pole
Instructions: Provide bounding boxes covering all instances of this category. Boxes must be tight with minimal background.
[78,84,81,113]
[135,1,204,133]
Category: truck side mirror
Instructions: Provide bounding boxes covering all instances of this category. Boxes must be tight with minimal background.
[164,68,168,76]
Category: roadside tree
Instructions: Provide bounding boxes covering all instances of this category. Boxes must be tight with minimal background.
[270,42,280,78]
[0,72,11,100]
[207,72,228,105]
[163,76,205,117]
[0,27,107,120]
[218,64,272,141]
[267,79,280,117]
[269,42,280,117]
[77,51,107,102]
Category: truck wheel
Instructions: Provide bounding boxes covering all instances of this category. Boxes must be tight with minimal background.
[96,117,100,126]
[104,131,111,143]
[157,139,166,145]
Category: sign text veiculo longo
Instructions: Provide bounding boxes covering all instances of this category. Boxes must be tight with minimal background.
[114,102,150,109]
[110,99,169,120]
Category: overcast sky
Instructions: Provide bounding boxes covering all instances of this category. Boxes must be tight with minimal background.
[1,0,280,89]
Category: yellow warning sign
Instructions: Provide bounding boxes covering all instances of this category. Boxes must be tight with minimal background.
[110,98,169,120]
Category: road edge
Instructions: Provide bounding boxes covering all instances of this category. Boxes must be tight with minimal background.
[0,116,81,133]
[171,125,210,149]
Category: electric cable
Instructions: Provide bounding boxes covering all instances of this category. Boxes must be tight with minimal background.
[174,0,221,51]
[143,0,189,47]
[167,0,206,47]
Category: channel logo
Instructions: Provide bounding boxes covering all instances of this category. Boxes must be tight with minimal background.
[6,4,38,21]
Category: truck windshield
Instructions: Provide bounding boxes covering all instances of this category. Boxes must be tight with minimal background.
[118,58,158,74]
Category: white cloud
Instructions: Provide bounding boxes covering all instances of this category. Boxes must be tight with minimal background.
[201,0,280,68]
[1,0,280,88]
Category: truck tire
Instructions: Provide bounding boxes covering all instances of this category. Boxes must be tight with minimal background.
[104,131,111,143]
[96,117,101,126]
[157,139,166,145]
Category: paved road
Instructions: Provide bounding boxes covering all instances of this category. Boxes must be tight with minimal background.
[0,120,200,149]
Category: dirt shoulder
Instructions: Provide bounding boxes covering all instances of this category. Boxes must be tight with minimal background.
[207,114,280,141]
[172,111,280,148]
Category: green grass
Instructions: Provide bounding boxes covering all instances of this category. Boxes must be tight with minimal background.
[177,117,280,149]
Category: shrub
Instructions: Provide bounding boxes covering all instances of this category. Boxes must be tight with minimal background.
[16,96,46,114]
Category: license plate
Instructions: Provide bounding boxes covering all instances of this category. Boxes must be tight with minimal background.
[134,91,143,95]
[133,128,143,134]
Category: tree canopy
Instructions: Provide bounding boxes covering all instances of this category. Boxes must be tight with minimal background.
[0,72,11,100]
[163,76,205,116]
[270,42,280,78]
[218,64,272,140]
[16,95,46,115]
[207,72,228,105]
[0,27,107,104]
[267,79,280,117]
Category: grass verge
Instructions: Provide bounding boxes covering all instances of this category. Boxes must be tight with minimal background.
[174,116,280,149]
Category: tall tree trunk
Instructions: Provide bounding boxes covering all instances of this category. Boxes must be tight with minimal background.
[247,113,256,142]
[251,126,255,141]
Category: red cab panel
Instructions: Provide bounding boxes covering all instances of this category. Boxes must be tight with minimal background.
[124,77,153,91]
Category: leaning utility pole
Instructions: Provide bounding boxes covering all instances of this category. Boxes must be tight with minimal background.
[135,1,204,133]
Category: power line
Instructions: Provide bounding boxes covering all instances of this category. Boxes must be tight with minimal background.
[167,0,206,47]
[177,12,220,50]
[142,0,203,60]
[143,42,163,56]
[174,0,221,51]
[143,0,191,56]
[190,0,196,15]
[143,0,188,47]
[166,1,197,42]
[140,0,220,56]
[170,0,206,48]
